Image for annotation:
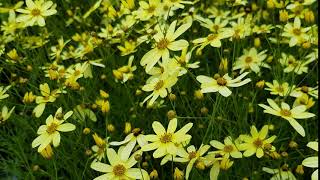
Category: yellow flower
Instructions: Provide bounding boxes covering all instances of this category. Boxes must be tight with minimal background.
[142,118,193,158]
[293,94,315,109]
[90,148,149,180]
[91,133,109,161]
[134,0,161,21]
[233,48,269,73]
[0,85,11,100]
[40,144,53,159]
[282,17,311,47]
[265,80,300,97]
[192,29,233,52]
[196,72,251,97]
[259,99,315,137]
[302,141,318,180]
[0,106,15,124]
[1,10,23,36]
[110,128,147,158]
[172,145,210,180]
[210,136,242,159]
[238,125,276,158]
[262,166,297,180]
[32,107,75,152]
[140,20,192,72]
[16,0,57,27]
[33,83,62,118]
[142,71,179,105]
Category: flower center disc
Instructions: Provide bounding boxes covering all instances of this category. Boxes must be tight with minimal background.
[31,9,41,16]
[188,151,197,159]
[157,38,169,50]
[47,123,58,134]
[160,133,172,143]
[280,109,291,117]
[223,145,234,153]
[113,164,126,176]
[245,56,253,63]
[217,77,227,86]
[154,80,164,90]
[293,28,301,35]
[207,34,218,41]
[253,138,263,148]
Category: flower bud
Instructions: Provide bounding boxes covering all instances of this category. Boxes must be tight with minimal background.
[150,169,158,179]
[107,124,115,133]
[174,167,184,180]
[124,122,132,134]
[83,128,91,134]
[167,110,176,120]
[288,140,298,149]
[295,165,304,175]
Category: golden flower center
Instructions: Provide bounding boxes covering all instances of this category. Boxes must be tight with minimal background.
[132,128,142,136]
[223,145,234,153]
[188,151,197,159]
[245,56,253,63]
[293,28,301,35]
[47,123,58,134]
[213,25,219,31]
[276,86,284,92]
[253,139,263,148]
[113,164,126,176]
[280,109,291,117]
[160,133,172,143]
[147,6,156,13]
[207,34,218,41]
[217,77,227,86]
[157,38,169,50]
[31,8,41,16]
[154,80,164,90]
[301,86,308,93]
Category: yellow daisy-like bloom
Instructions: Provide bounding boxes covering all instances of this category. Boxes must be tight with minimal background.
[91,133,109,161]
[90,148,149,180]
[32,107,75,152]
[210,136,242,159]
[265,80,300,97]
[172,144,210,180]
[33,83,62,118]
[233,47,269,73]
[192,29,233,51]
[140,20,191,72]
[238,125,276,158]
[262,166,297,180]
[282,17,311,47]
[16,0,57,27]
[142,71,179,105]
[196,72,251,97]
[0,106,15,124]
[142,118,193,158]
[0,85,11,100]
[258,99,315,137]
[302,141,318,180]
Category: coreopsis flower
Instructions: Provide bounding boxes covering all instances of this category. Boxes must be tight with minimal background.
[233,48,269,73]
[140,20,192,72]
[50,37,70,61]
[302,141,318,180]
[279,53,315,75]
[265,80,301,97]
[229,17,252,40]
[197,16,229,33]
[31,107,75,152]
[91,133,109,161]
[142,118,193,158]
[0,85,11,100]
[293,94,315,109]
[110,128,147,158]
[0,106,15,124]
[172,144,210,180]
[262,165,297,180]
[113,56,137,83]
[192,29,233,52]
[16,0,57,27]
[295,85,318,99]
[282,17,311,47]
[33,83,63,118]
[259,99,315,137]
[210,136,242,159]
[238,125,277,158]
[1,10,23,36]
[134,0,161,21]
[90,148,149,180]
[142,71,179,106]
[172,47,200,76]
[196,72,251,97]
